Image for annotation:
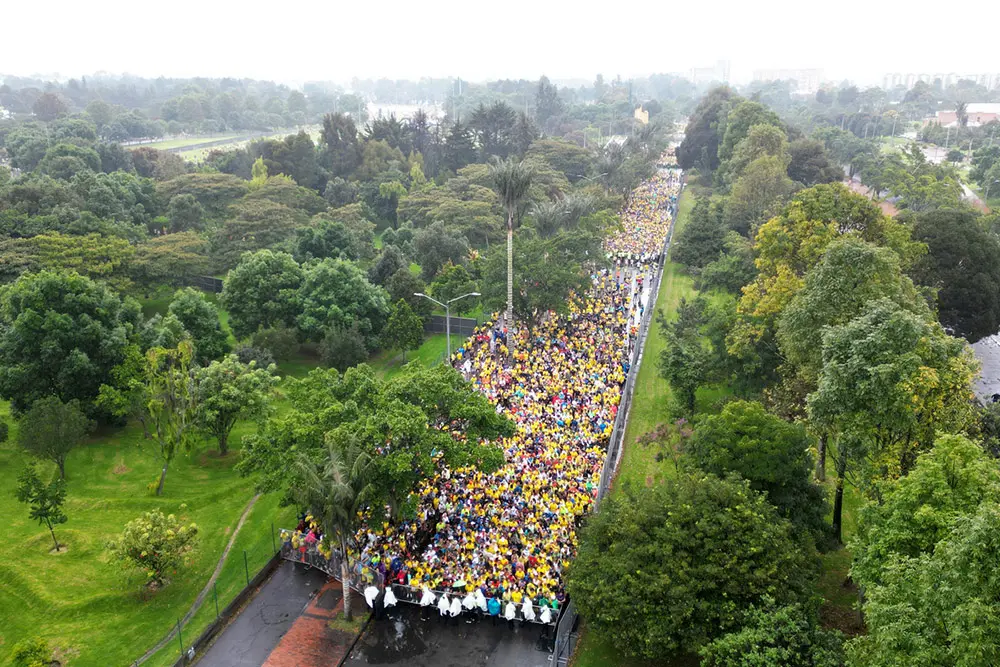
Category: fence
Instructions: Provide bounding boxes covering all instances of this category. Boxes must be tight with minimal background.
[424,314,479,336]
[550,173,684,666]
[133,524,285,667]
[277,531,557,626]
[187,275,224,293]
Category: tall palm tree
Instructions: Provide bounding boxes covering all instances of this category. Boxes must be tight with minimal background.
[489,157,534,326]
[294,441,373,621]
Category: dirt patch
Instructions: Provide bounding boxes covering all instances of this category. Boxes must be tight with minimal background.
[49,544,69,555]
[112,462,130,475]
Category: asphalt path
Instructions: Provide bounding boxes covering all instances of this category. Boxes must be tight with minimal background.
[197,561,329,667]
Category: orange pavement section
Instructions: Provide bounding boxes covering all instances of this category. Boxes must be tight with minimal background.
[262,579,357,667]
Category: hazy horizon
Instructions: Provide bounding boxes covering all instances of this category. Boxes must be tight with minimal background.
[7,0,1000,89]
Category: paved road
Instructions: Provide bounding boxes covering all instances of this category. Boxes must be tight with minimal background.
[197,562,329,667]
[345,604,551,667]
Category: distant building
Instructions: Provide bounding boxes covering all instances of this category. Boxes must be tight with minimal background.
[936,103,1000,127]
[633,106,649,125]
[883,72,1000,90]
[690,61,730,85]
[752,68,824,94]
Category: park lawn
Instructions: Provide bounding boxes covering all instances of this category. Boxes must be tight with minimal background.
[141,493,297,667]
[0,401,281,667]
[367,332,449,379]
[127,134,240,151]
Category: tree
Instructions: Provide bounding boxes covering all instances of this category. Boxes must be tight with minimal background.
[368,244,408,286]
[38,143,102,180]
[718,100,784,166]
[131,232,209,295]
[17,396,93,479]
[222,250,304,340]
[211,198,306,269]
[238,363,511,513]
[687,400,828,538]
[319,323,369,371]
[383,299,424,361]
[32,92,68,121]
[851,434,1000,589]
[412,221,469,280]
[166,194,205,232]
[385,268,431,319]
[526,139,595,183]
[787,139,842,186]
[145,342,198,496]
[671,198,727,269]
[108,509,198,588]
[778,237,928,381]
[677,87,736,172]
[568,472,814,660]
[489,157,534,325]
[700,600,845,667]
[98,344,152,437]
[195,355,278,455]
[296,258,390,346]
[293,441,372,620]
[535,76,564,129]
[658,297,713,414]
[0,271,140,413]
[0,232,136,292]
[444,121,477,173]
[724,155,795,236]
[168,288,230,364]
[847,502,1000,666]
[15,464,68,552]
[910,209,1000,342]
[430,263,478,312]
[808,300,977,542]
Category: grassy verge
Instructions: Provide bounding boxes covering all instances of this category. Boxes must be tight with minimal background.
[367,332,449,379]
[0,409,272,666]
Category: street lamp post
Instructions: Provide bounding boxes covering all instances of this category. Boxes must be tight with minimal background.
[414,291,481,361]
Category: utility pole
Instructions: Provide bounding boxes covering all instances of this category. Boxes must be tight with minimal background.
[414,292,480,360]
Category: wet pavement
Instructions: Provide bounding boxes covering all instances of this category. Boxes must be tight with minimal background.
[345,603,552,667]
[198,561,330,667]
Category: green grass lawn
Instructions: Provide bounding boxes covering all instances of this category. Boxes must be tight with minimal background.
[0,405,285,667]
[367,332,449,379]
[127,134,240,151]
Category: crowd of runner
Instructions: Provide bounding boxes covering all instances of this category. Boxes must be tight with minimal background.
[285,151,681,624]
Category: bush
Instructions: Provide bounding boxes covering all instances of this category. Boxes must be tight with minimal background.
[107,509,198,587]
[234,344,277,370]
[320,323,368,371]
[0,419,8,443]
[251,326,299,361]
[12,637,51,667]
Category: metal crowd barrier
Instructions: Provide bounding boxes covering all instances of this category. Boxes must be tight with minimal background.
[551,169,684,666]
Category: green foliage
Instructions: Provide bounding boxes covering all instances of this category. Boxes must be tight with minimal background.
[211,197,306,269]
[385,268,430,319]
[717,100,784,166]
[382,299,424,359]
[910,209,1000,342]
[145,342,199,496]
[107,509,198,587]
[319,323,369,372]
[222,250,304,340]
[568,472,815,659]
[17,396,94,479]
[368,244,408,286]
[38,142,101,179]
[688,400,828,538]
[296,257,389,345]
[724,154,795,236]
[671,197,727,269]
[239,363,512,515]
[847,502,1000,666]
[168,288,230,364]
[412,221,469,280]
[677,87,736,172]
[430,263,479,311]
[15,463,69,552]
[700,600,845,667]
[195,355,278,454]
[787,139,843,186]
[778,237,928,380]
[131,232,209,294]
[851,434,1000,590]
[0,232,136,291]
[250,326,300,361]
[166,193,205,232]
[0,270,140,413]
[155,173,249,219]
[808,300,977,491]
[11,637,52,667]
[658,297,714,414]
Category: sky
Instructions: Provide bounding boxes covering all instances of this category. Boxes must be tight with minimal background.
[5,0,1000,87]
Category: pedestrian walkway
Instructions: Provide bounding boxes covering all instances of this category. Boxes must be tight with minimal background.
[262,579,355,667]
[197,562,329,667]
